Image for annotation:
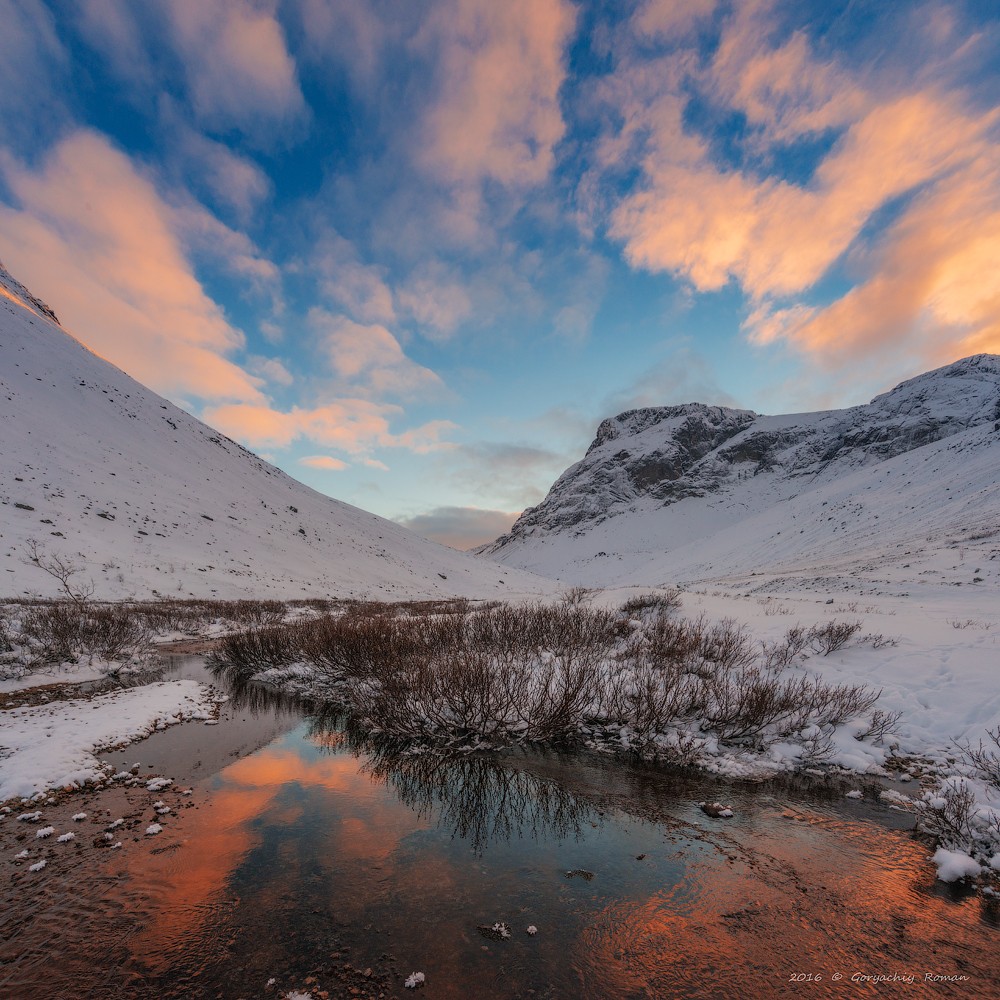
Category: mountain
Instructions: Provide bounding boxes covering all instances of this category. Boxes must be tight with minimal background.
[0,264,550,601]
[483,356,1000,593]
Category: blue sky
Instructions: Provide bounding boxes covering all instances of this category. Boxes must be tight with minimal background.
[1,0,998,547]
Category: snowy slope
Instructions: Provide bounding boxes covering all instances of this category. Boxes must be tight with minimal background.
[484,357,1000,593]
[0,265,551,601]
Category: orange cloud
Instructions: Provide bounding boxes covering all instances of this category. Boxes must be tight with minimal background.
[0,130,266,404]
[165,0,305,134]
[312,310,444,398]
[204,398,456,457]
[635,0,715,40]
[750,151,1000,365]
[417,0,576,189]
[299,455,348,471]
[601,0,1000,368]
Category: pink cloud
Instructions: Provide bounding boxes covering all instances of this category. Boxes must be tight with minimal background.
[204,399,456,457]
[396,263,473,341]
[165,0,305,134]
[598,0,1000,370]
[312,235,396,326]
[0,130,265,404]
[417,0,576,189]
[299,455,348,471]
[635,0,715,41]
[311,310,444,399]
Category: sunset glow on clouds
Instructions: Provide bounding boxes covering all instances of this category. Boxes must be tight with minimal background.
[0,1,997,546]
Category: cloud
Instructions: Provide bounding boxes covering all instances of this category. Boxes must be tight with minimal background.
[0,0,68,147]
[395,506,520,550]
[396,263,473,341]
[311,310,444,399]
[635,0,716,41]
[247,355,294,387]
[312,234,396,326]
[747,149,1000,366]
[449,441,567,508]
[594,1,1000,369]
[299,455,348,471]
[602,349,743,414]
[163,0,306,137]
[204,399,456,457]
[415,0,576,189]
[0,130,264,404]
[174,126,272,223]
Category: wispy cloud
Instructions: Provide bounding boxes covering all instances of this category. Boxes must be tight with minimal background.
[204,399,455,458]
[311,310,444,400]
[298,455,348,471]
[0,130,264,404]
[163,0,306,138]
[395,505,519,550]
[592,0,1000,369]
[415,0,576,191]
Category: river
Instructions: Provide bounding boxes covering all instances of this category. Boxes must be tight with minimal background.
[2,653,997,998]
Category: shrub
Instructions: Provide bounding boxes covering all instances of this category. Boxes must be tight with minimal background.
[808,619,862,655]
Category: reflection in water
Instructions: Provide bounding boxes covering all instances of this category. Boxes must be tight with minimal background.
[2,663,999,999]
[360,742,592,853]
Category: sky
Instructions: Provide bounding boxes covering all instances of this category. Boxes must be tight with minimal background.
[0,0,998,549]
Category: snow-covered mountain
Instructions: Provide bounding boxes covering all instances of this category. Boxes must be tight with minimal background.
[484,357,1000,593]
[0,265,550,601]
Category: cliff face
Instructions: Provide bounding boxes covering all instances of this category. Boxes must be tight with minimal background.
[482,356,1000,587]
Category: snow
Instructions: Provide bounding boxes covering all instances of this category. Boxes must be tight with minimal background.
[0,264,553,603]
[14,849,28,860]
[28,859,45,872]
[404,972,426,989]
[526,925,538,936]
[0,680,211,803]
[56,831,75,842]
[145,823,162,836]
[845,790,863,799]
[932,848,983,882]
[72,812,86,821]
[35,826,54,838]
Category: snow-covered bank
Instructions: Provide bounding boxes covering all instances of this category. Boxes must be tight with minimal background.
[214,588,1000,883]
[0,680,215,803]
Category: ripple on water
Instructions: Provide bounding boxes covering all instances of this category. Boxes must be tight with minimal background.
[1,655,997,999]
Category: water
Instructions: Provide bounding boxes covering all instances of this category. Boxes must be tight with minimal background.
[1,654,997,999]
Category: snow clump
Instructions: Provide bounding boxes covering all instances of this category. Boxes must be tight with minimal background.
[933,848,982,883]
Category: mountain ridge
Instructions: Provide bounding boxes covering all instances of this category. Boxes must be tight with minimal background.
[0,264,550,601]
[483,355,1000,591]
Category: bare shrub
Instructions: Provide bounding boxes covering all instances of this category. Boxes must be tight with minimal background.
[761,625,811,672]
[210,601,886,760]
[808,619,862,655]
[209,624,299,681]
[24,539,95,609]
[703,668,813,743]
[14,603,152,666]
[620,590,682,619]
[864,633,898,650]
[561,586,594,607]
[958,727,1000,790]
[856,709,903,744]
[919,781,978,850]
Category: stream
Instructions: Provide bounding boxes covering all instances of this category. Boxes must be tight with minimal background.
[1,653,998,999]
